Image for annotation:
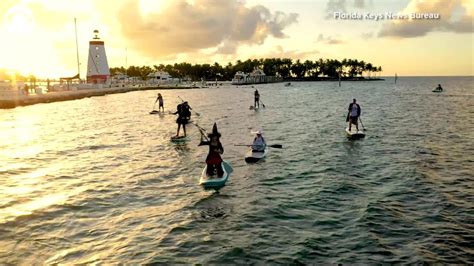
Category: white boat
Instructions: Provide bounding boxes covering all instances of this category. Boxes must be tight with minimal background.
[0,80,28,99]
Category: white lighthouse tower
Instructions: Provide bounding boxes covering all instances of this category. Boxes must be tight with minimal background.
[86,29,110,84]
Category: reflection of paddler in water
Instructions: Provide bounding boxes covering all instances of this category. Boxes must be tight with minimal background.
[199,123,224,177]
[173,101,192,137]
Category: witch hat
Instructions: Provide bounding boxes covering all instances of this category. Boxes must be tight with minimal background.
[207,122,221,138]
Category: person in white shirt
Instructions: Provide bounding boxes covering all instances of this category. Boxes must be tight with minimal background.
[252,131,266,152]
[346,98,361,131]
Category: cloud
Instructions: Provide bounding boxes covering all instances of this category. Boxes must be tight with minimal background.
[249,45,319,60]
[325,0,369,18]
[361,32,374,38]
[216,41,238,55]
[118,0,298,58]
[316,34,345,44]
[379,0,473,38]
[354,0,365,8]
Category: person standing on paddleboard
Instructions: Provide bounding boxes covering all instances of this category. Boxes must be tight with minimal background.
[252,130,266,152]
[155,93,164,112]
[254,89,260,109]
[346,98,361,131]
[199,123,224,176]
[173,102,191,137]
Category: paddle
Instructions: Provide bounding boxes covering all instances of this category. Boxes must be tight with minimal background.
[178,96,200,116]
[193,123,209,141]
[359,117,366,131]
[260,100,266,108]
[234,144,282,148]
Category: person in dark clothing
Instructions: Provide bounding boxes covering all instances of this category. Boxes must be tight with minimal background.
[155,93,164,112]
[173,102,192,137]
[346,98,361,131]
[181,101,192,117]
[254,89,260,108]
[199,123,224,177]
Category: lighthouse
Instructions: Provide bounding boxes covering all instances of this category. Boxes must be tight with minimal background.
[86,30,110,84]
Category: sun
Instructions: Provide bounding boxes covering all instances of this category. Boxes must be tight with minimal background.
[3,5,35,34]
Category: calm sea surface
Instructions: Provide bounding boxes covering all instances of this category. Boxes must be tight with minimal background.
[0,77,473,264]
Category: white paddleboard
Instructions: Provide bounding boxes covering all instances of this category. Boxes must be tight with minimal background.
[199,161,233,190]
[346,127,365,139]
[244,147,268,163]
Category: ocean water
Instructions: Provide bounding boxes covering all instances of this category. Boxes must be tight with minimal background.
[0,77,472,264]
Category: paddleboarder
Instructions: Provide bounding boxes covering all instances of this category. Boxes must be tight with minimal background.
[252,130,266,152]
[173,102,191,137]
[199,123,224,176]
[155,93,164,112]
[254,89,260,109]
[346,98,361,132]
[435,84,443,92]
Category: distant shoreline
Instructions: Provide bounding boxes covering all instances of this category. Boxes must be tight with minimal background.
[1,78,386,109]
[285,77,385,82]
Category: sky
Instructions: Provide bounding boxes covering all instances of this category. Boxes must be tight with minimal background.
[0,0,472,78]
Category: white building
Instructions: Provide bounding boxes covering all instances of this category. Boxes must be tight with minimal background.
[86,30,110,84]
[232,68,276,85]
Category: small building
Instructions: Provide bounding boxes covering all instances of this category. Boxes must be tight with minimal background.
[232,68,281,85]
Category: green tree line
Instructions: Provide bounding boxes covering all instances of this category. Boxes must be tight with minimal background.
[110,58,382,81]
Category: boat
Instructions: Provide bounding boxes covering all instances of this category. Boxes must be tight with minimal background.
[346,127,365,139]
[0,80,25,100]
[199,161,233,190]
[245,147,268,163]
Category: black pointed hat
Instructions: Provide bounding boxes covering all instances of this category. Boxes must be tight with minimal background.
[207,122,221,138]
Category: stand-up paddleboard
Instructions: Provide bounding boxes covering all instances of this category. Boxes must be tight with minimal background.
[249,105,260,110]
[150,110,161,114]
[346,127,365,139]
[200,161,233,190]
[245,147,268,163]
[432,89,443,93]
[170,136,189,143]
